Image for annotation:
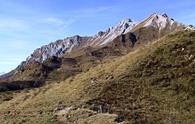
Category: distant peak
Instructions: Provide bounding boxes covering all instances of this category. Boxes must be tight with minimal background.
[97,31,105,37]
[66,35,81,39]
[144,13,177,30]
[189,24,194,28]
[150,13,170,19]
[116,18,137,31]
[186,25,195,30]
[162,13,168,18]
[118,18,133,25]
[121,18,132,22]
[147,13,176,22]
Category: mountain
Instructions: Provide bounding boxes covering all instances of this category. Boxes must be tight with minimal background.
[0,13,195,124]
[0,13,188,90]
[26,18,137,63]
[25,13,183,64]
[0,13,185,82]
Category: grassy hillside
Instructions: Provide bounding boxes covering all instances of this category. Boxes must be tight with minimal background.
[0,30,195,124]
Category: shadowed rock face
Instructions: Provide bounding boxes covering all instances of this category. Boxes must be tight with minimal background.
[0,80,43,92]
[129,33,137,47]
[119,32,137,48]
[120,34,126,44]
[43,56,62,69]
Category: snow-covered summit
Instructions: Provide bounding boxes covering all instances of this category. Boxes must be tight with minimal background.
[144,13,179,30]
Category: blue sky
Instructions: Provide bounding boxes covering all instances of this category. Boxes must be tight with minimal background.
[0,0,195,73]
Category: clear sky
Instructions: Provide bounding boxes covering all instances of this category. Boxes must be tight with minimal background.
[0,0,195,73]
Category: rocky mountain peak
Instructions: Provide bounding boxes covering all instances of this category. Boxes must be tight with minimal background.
[116,18,135,30]
[118,18,133,27]
[144,13,178,30]
[185,25,195,30]
[65,35,81,42]
[162,13,168,18]
[96,31,105,37]
[91,18,137,46]
[26,35,91,63]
